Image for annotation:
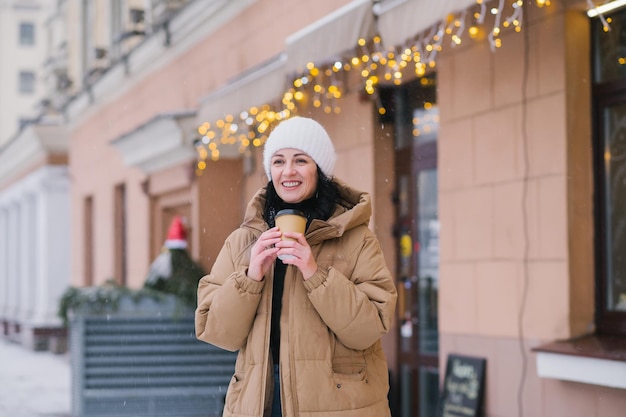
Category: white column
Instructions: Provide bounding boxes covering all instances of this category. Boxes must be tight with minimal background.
[30,166,71,327]
[0,206,8,330]
[6,201,20,324]
[19,193,36,322]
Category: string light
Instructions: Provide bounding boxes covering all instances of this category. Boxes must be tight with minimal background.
[195,0,559,172]
[587,0,613,31]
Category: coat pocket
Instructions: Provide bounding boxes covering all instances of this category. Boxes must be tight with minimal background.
[224,371,245,412]
[332,363,368,382]
[331,338,368,382]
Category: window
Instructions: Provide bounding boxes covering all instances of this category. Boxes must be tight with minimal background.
[380,75,440,416]
[18,71,35,94]
[592,7,626,335]
[19,22,34,46]
[114,183,127,285]
[84,196,94,286]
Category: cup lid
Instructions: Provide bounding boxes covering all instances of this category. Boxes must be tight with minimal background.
[276,209,306,218]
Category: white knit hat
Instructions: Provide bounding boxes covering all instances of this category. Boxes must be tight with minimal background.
[263,116,336,180]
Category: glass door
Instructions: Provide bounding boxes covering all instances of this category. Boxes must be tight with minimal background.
[389,75,440,417]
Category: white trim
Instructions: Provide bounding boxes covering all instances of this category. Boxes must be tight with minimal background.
[285,0,375,74]
[165,239,187,249]
[111,111,198,173]
[587,0,626,17]
[0,123,68,188]
[197,53,287,123]
[376,0,476,48]
[372,0,408,15]
[536,352,626,389]
[286,0,372,45]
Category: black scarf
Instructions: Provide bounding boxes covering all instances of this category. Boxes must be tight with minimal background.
[264,175,345,364]
[268,197,318,365]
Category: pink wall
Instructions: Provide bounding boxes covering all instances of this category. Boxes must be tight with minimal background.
[438,2,576,345]
[69,0,357,287]
[436,4,622,416]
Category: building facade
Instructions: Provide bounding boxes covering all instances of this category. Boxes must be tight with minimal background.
[0,0,53,146]
[0,0,69,350]
[1,0,625,415]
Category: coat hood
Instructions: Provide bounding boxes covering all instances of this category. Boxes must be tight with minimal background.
[240,178,372,245]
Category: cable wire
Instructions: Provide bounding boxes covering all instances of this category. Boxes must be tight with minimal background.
[516,1,532,416]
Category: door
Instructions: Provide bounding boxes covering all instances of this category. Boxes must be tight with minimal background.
[388,75,440,417]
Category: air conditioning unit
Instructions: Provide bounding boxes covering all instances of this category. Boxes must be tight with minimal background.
[94,47,107,60]
[56,71,72,91]
[130,8,145,24]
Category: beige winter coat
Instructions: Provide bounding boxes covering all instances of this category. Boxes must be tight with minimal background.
[195,180,397,417]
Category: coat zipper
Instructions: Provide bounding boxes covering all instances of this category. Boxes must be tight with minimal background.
[287,265,300,417]
[261,262,274,416]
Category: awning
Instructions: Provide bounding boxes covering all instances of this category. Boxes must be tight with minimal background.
[197,53,287,123]
[375,0,477,48]
[285,0,376,75]
[0,122,68,187]
[111,110,198,173]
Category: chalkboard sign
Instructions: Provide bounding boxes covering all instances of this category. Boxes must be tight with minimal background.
[438,354,486,417]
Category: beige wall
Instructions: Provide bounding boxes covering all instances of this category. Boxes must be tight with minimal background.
[67,0,400,374]
[69,0,358,287]
[372,107,398,373]
[55,0,626,413]
[439,1,573,343]
[437,3,624,416]
[438,23,573,340]
[196,158,244,272]
[0,0,51,145]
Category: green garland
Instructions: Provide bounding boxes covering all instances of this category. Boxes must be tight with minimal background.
[58,248,206,325]
[143,248,206,307]
[57,279,169,325]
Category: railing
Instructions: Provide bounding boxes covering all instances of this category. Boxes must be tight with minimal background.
[70,304,236,417]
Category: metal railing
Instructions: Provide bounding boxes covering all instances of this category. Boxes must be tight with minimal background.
[70,311,236,417]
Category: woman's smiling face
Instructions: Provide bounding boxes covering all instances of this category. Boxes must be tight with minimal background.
[270,148,318,203]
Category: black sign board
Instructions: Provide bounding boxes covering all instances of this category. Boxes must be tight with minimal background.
[438,354,486,417]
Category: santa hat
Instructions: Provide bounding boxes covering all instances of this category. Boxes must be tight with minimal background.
[164,216,188,249]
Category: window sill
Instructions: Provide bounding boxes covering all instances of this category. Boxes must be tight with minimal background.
[533,334,626,390]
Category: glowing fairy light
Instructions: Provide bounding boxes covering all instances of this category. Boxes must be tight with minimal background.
[194,0,560,172]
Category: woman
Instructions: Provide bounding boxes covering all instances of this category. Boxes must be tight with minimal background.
[195,116,397,417]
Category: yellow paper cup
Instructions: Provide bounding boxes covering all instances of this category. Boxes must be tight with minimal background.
[275,209,306,260]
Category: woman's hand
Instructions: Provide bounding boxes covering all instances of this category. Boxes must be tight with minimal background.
[248,227,282,281]
[275,232,318,280]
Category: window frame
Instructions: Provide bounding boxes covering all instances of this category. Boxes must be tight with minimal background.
[18,70,35,94]
[114,183,127,285]
[18,22,35,46]
[84,195,94,286]
[591,9,626,336]
[592,78,626,336]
